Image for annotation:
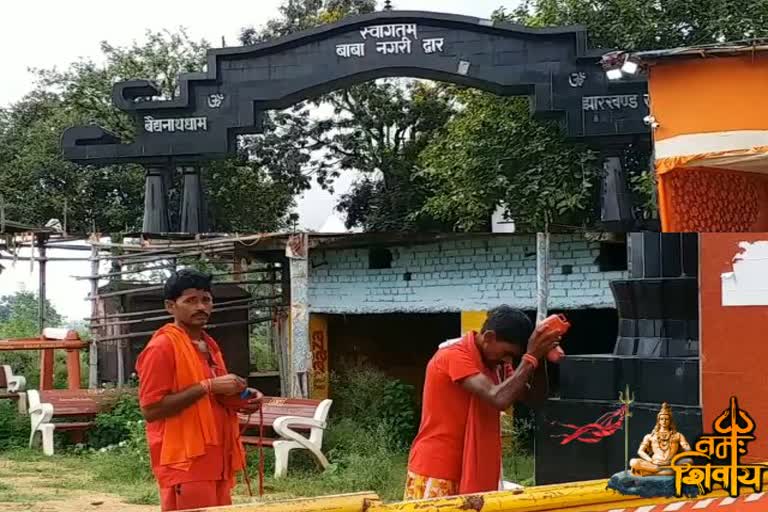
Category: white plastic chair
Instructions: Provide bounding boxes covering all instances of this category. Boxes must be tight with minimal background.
[272,398,333,478]
[26,389,56,455]
[1,364,26,393]
[2,365,28,414]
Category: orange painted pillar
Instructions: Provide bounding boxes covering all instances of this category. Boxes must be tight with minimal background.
[40,349,54,390]
[66,349,81,390]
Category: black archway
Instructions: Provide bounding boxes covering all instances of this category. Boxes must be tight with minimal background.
[61,10,651,232]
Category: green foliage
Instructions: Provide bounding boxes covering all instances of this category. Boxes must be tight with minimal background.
[0,291,75,389]
[329,365,418,449]
[0,29,299,235]
[418,92,598,231]
[88,419,154,484]
[241,2,452,231]
[89,393,143,449]
[0,291,63,337]
[508,0,768,51]
[0,401,30,451]
[503,0,768,220]
[330,81,455,231]
[250,334,278,371]
[243,415,408,501]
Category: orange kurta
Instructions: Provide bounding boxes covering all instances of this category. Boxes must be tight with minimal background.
[408,332,509,495]
[135,324,244,494]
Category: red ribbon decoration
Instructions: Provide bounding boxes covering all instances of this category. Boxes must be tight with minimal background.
[551,405,627,445]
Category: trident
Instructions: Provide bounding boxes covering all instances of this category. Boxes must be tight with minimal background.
[619,384,635,472]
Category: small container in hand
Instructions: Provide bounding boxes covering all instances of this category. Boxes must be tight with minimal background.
[539,314,570,363]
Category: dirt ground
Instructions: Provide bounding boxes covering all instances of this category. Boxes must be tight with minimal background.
[0,460,156,512]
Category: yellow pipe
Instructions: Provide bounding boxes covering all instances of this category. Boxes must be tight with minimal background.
[184,462,768,512]
[371,482,617,512]
[372,467,768,512]
[181,492,381,512]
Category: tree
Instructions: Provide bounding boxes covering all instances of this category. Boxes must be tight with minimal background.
[0,29,301,235]
[0,291,63,338]
[241,0,454,231]
[417,90,599,231]
[327,80,455,231]
[504,0,768,218]
[509,0,768,51]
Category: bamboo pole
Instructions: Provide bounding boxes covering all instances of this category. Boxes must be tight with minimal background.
[3,242,96,251]
[71,266,277,281]
[91,233,269,252]
[87,278,280,300]
[94,242,236,263]
[93,316,272,343]
[84,296,281,321]
[71,262,178,280]
[0,255,93,262]
[88,302,281,328]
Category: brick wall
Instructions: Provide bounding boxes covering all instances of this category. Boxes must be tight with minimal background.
[308,234,628,314]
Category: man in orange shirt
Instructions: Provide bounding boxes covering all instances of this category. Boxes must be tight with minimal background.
[405,305,559,500]
[136,269,263,511]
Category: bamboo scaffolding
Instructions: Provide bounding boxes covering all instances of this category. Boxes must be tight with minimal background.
[71,262,179,280]
[97,243,236,263]
[34,231,287,389]
[86,278,281,300]
[0,242,97,252]
[0,254,93,262]
[94,316,273,343]
[72,265,279,281]
[84,295,281,321]
[91,233,270,252]
[87,301,283,328]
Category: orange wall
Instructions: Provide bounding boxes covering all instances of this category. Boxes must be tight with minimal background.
[650,55,768,141]
[700,233,768,462]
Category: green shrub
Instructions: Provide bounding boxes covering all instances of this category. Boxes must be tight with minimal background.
[329,365,418,450]
[250,335,278,371]
[88,419,154,484]
[89,393,143,449]
[0,400,30,451]
[250,415,408,501]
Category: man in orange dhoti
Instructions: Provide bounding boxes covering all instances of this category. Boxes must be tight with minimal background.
[405,306,559,500]
[135,269,262,511]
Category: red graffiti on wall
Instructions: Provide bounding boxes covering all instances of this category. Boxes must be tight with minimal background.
[311,330,328,393]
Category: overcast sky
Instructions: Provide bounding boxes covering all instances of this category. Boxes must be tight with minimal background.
[0,0,519,323]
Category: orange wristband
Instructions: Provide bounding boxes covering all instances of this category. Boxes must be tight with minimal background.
[522,353,539,370]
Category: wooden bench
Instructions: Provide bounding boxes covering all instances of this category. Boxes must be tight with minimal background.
[0,365,27,412]
[0,329,87,390]
[239,397,333,478]
[27,388,124,455]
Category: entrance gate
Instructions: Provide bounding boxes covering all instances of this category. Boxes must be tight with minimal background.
[61,10,651,232]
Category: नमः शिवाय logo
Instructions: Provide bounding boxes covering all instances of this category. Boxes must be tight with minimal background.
[669,396,768,498]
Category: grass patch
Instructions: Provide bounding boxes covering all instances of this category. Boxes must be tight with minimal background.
[247,450,409,502]
[0,366,536,505]
[0,479,40,503]
[0,448,159,506]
